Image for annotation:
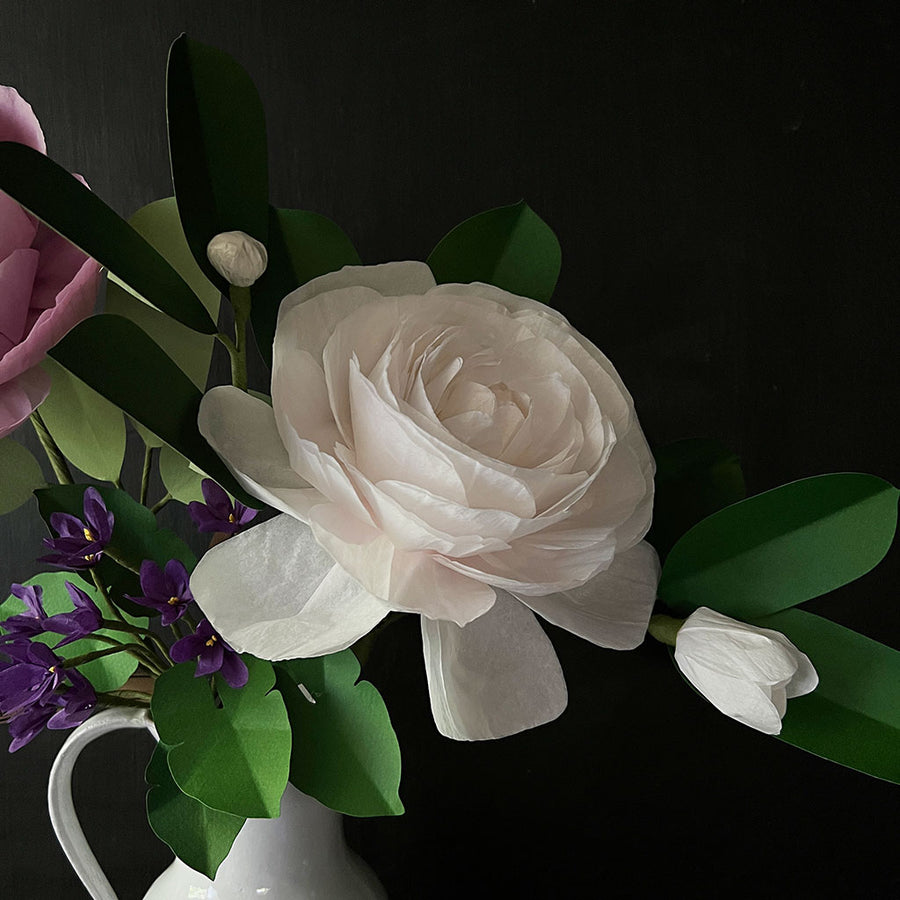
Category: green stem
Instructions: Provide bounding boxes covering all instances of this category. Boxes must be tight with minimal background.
[90,633,165,675]
[150,493,172,515]
[647,613,684,647]
[91,570,129,628]
[140,445,154,506]
[98,618,172,668]
[62,643,143,669]
[29,409,73,485]
[97,692,152,709]
[229,284,252,391]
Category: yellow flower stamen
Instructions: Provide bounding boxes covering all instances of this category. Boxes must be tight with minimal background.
[205,635,218,647]
[227,513,236,524]
[167,596,180,606]
[83,527,95,541]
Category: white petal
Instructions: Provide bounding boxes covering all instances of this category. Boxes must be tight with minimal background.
[515,541,660,649]
[197,386,322,519]
[189,514,390,659]
[421,593,567,740]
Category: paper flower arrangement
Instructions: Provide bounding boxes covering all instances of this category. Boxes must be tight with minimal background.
[0,35,897,880]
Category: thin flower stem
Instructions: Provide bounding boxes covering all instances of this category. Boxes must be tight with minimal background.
[91,569,129,628]
[140,445,154,506]
[113,477,124,490]
[62,643,146,669]
[229,285,251,391]
[647,613,683,647]
[97,692,152,709]
[170,621,187,641]
[98,618,174,668]
[29,410,73,485]
[87,632,164,674]
[150,493,172,515]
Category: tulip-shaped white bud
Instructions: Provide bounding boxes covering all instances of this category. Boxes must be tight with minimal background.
[674,607,818,734]
[206,231,268,287]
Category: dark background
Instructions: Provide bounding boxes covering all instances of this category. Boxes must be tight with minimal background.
[2,1,898,897]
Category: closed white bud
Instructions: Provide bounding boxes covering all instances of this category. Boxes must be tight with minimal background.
[206,231,268,287]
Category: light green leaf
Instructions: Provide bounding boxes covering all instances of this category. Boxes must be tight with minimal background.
[1,573,146,691]
[158,444,208,505]
[106,197,221,390]
[0,141,215,333]
[752,608,900,784]
[250,206,361,368]
[152,657,291,818]
[146,742,245,879]
[167,34,269,291]
[658,473,899,618]
[427,200,561,303]
[0,437,44,515]
[38,357,126,482]
[275,650,403,817]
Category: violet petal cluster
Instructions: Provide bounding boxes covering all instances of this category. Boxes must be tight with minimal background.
[40,487,114,570]
[188,479,256,535]
[1,581,102,646]
[170,619,249,689]
[126,559,194,626]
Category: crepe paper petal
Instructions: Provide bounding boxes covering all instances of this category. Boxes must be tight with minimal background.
[0,436,44,515]
[0,142,215,333]
[514,540,659,650]
[274,650,404,817]
[0,248,39,345]
[250,207,361,367]
[189,513,390,660]
[47,314,252,505]
[37,357,126,483]
[0,85,46,151]
[0,190,38,263]
[427,201,562,304]
[146,742,245,881]
[151,657,290,819]
[421,592,567,740]
[197,386,323,518]
[105,197,220,391]
[659,473,899,619]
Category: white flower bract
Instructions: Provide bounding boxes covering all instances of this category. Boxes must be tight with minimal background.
[190,262,660,740]
[674,606,819,734]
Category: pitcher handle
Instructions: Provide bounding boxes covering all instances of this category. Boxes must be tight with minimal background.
[47,707,157,900]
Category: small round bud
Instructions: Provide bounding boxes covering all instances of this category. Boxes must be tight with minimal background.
[206,231,268,287]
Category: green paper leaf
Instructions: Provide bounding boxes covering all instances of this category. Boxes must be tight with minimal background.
[0,141,215,334]
[647,438,746,560]
[38,358,126,483]
[275,650,403,817]
[0,437,44,515]
[752,609,900,784]
[35,483,196,575]
[167,34,269,291]
[658,473,899,619]
[1,573,146,691]
[106,197,221,390]
[146,742,245,879]
[47,314,257,506]
[250,206,362,367]
[152,657,291,818]
[158,445,208,505]
[427,200,561,303]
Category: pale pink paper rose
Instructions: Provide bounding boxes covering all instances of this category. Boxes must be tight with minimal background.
[0,86,101,438]
[190,263,659,740]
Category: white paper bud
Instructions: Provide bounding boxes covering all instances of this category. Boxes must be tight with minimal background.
[206,231,268,287]
[674,606,818,734]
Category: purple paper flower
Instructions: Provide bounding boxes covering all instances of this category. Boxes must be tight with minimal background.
[0,640,65,716]
[170,619,249,689]
[0,583,49,642]
[6,701,57,752]
[46,669,96,730]
[189,479,256,535]
[126,559,194,626]
[40,487,114,570]
[43,582,103,646]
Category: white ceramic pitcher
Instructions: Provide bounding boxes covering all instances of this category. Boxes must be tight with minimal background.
[47,707,387,899]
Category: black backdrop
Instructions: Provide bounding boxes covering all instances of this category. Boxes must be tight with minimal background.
[2,1,898,897]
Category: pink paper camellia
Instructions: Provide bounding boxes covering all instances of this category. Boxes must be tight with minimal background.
[0,86,101,438]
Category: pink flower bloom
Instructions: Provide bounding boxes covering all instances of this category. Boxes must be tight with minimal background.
[0,86,101,438]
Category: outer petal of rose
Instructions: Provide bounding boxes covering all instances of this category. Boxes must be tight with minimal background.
[197,385,325,519]
[0,366,51,438]
[513,541,659,650]
[0,191,38,261]
[0,257,100,384]
[421,592,567,740]
[0,86,47,151]
[0,249,39,347]
[29,222,97,310]
[277,260,436,326]
[189,513,390,659]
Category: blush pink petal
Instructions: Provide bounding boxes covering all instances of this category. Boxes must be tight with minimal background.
[0,192,38,261]
[0,366,51,439]
[0,86,46,152]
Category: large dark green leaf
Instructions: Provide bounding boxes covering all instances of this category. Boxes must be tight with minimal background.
[152,657,291,818]
[0,142,215,333]
[250,206,362,367]
[47,314,257,506]
[146,742,245,879]
[647,438,746,560]
[427,200,561,303]
[167,34,269,291]
[659,474,898,618]
[275,650,403,817]
[752,609,900,784]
